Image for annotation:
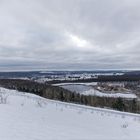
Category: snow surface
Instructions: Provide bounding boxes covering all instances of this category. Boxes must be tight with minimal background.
[53,82,97,86]
[82,89,137,98]
[0,87,140,140]
[55,83,137,99]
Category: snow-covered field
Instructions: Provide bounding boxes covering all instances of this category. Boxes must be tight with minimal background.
[82,89,137,98]
[0,87,140,140]
[55,83,137,99]
[53,82,97,86]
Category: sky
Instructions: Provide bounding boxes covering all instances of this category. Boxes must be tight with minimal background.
[0,0,140,71]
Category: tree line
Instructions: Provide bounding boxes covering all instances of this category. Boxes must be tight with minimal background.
[0,79,139,113]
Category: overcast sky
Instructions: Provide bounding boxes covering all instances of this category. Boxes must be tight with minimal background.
[0,0,140,71]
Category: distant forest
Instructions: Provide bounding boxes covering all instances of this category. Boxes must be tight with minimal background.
[0,79,140,113]
[47,74,140,84]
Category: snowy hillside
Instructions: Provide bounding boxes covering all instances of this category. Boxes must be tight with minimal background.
[0,87,140,140]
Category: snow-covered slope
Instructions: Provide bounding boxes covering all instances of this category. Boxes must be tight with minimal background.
[0,87,140,140]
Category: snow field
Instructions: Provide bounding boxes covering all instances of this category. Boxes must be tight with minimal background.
[0,87,140,140]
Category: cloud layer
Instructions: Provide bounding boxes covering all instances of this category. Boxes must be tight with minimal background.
[0,0,140,70]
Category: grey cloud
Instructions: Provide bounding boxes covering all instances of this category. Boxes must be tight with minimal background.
[0,0,140,70]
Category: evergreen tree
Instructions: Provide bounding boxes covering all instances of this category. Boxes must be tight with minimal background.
[59,91,64,101]
[112,98,125,111]
[132,99,137,113]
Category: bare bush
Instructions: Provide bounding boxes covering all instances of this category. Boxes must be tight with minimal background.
[121,122,128,128]
[36,99,43,107]
[0,94,9,104]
